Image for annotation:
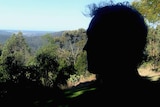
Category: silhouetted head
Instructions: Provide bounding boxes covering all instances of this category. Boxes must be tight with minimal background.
[83,2,148,75]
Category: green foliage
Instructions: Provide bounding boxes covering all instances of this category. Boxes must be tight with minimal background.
[56,64,76,86]
[74,51,87,76]
[1,32,31,65]
[56,28,87,71]
[132,0,160,24]
[145,25,160,71]
[0,28,89,87]
[0,32,32,81]
[53,28,88,81]
[35,34,59,87]
[68,74,80,84]
[0,65,9,82]
[132,0,160,72]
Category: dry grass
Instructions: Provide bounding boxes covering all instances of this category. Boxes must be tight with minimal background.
[138,66,160,81]
[59,74,96,89]
[67,74,96,87]
[60,65,160,89]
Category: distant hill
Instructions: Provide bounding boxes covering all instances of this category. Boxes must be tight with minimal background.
[2,29,64,37]
[0,30,13,44]
[0,29,65,53]
[0,29,64,44]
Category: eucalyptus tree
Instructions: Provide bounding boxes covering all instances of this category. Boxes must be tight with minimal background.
[145,25,160,71]
[34,34,59,87]
[132,0,160,71]
[0,31,32,81]
[132,0,160,24]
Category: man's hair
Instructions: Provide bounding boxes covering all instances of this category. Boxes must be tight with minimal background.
[86,1,148,67]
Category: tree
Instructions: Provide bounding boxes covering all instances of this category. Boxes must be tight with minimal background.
[132,0,160,72]
[35,34,59,87]
[0,31,32,81]
[145,25,160,71]
[57,28,87,65]
[74,51,88,76]
[132,0,160,24]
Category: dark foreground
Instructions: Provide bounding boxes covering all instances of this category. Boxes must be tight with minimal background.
[0,80,100,107]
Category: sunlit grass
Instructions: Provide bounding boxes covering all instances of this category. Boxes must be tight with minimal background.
[138,65,160,81]
[32,84,97,106]
[64,87,96,98]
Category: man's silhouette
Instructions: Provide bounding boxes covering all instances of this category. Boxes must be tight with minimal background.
[83,1,148,81]
[68,1,160,107]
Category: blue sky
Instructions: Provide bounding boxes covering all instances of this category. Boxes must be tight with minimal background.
[0,0,134,31]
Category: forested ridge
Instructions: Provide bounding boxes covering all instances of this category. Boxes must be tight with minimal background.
[0,28,90,86]
[0,30,64,52]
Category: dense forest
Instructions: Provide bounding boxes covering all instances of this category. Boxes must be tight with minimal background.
[0,28,93,106]
[0,28,90,88]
